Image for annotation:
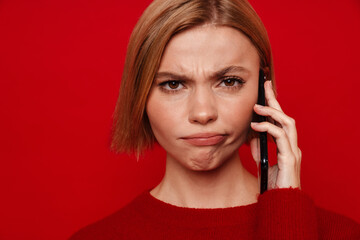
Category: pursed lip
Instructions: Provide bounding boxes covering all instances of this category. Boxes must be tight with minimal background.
[180,132,227,146]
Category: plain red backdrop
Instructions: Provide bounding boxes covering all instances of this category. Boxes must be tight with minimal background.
[0,0,359,239]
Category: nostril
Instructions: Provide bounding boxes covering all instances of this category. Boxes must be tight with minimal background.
[188,110,218,125]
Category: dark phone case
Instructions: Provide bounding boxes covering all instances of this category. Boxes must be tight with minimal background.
[258,69,268,194]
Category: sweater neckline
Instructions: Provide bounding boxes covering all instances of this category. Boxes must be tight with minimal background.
[132,190,258,228]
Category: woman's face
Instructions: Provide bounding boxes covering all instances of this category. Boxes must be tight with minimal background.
[146,25,260,171]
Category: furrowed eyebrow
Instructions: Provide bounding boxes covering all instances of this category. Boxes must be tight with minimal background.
[154,72,190,81]
[213,66,249,78]
[154,65,249,81]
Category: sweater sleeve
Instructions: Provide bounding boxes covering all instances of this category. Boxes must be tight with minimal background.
[255,188,360,240]
[255,188,318,240]
[316,207,360,239]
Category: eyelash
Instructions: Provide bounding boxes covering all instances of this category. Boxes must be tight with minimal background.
[158,80,185,94]
[219,76,245,90]
[158,77,245,93]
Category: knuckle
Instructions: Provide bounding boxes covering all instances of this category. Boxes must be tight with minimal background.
[298,149,302,158]
[278,128,286,137]
[286,117,295,126]
[290,117,296,126]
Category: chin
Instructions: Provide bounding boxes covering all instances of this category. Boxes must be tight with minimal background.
[186,151,227,172]
[188,159,216,171]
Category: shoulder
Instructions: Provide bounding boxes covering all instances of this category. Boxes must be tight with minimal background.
[68,192,149,240]
[316,207,360,239]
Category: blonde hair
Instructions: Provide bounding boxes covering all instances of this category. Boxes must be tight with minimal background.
[111,0,275,156]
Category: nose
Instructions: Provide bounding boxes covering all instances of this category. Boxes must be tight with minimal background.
[188,87,218,125]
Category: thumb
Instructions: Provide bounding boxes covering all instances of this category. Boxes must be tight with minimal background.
[249,136,260,168]
[250,136,261,190]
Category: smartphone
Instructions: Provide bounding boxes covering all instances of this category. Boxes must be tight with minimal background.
[258,69,268,194]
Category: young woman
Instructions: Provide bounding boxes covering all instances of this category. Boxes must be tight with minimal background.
[70,0,360,239]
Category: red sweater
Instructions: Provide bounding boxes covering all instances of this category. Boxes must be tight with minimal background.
[69,188,360,239]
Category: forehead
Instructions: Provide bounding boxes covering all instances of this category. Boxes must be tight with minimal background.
[158,25,260,74]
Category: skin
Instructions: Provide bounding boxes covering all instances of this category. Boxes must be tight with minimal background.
[146,25,301,208]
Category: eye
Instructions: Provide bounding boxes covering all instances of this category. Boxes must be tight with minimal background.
[219,77,244,87]
[159,80,184,91]
[168,81,180,89]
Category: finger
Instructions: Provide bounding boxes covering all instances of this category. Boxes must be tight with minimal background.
[253,104,298,153]
[254,104,294,132]
[265,80,283,112]
[250,121,296,167]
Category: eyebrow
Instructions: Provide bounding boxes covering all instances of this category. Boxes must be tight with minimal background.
[154,65,250,81]
[213,66,249,78]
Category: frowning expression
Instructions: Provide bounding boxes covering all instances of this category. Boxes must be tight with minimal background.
[146,25,260,171]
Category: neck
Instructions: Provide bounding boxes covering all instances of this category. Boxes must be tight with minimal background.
[150,152,259,208]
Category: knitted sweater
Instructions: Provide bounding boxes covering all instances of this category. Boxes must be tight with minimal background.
[69,188,360,239]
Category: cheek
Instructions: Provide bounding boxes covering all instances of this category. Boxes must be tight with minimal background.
[221,93,257,133]
[146,99,165,140]
[146,94,183,141]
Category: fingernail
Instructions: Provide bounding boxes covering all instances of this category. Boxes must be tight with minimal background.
[255,104,263,108]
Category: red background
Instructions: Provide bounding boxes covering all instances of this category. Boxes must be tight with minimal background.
[0,0,359,239]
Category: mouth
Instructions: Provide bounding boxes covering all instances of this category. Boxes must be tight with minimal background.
[180,133,227,146]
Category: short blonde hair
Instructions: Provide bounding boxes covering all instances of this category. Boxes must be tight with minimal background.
[111,0,275,156]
